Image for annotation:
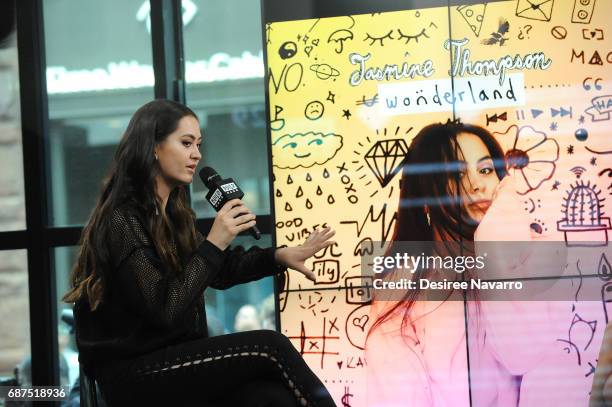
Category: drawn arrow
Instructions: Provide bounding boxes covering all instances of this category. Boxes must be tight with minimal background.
[486,112,507,125]
[551,107,572,118]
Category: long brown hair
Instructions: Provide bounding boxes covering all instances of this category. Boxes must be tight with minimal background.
[370,122,507,335]
[63,99,200,311]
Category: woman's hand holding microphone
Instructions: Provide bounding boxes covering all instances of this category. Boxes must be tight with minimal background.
[206,199,336,282]
[206,199,256,251]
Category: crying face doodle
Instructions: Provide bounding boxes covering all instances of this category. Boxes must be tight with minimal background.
[304,101,325,120]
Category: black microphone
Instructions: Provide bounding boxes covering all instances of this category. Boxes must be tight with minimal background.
[199,166,261,240]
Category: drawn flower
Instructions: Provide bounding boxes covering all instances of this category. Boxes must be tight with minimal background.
[493,125,559,195]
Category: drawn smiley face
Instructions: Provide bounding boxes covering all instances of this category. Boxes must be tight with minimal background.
[282,139,319,158]
[304,101,324,120]
[272,132,343,169]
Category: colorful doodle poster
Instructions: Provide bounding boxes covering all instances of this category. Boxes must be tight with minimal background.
[264,1,612,405]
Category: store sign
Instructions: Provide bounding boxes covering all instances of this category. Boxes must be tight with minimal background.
[46,51,264,94]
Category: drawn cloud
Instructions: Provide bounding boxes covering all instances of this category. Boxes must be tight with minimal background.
[272,131,343,169]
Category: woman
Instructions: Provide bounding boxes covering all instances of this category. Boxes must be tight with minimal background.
[63,99,337,406]
[365,122,571,406]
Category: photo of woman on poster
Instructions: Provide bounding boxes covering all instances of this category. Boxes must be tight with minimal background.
[364,121,574,406]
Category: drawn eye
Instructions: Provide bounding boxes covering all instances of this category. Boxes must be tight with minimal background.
[364,30,394,46]
[307,139,323,146]
[396,28,429,44]
[283,142,298,149]
[599,168,612,177]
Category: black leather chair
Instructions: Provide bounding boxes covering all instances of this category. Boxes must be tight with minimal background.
[79,364,99,407]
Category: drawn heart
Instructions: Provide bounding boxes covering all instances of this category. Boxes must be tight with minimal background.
[591,31,597,38]
[312,39,320,46]
[352,315,369,331]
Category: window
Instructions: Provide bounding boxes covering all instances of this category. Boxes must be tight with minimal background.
[0,4,25,232]
[183,0,270,217]
[184,0,276,335]
[43,0,155,226]
[54,246,80,388]
[206,234,276,336]
[0,250,29,380]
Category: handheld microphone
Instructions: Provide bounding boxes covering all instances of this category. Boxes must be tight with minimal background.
[199,166,261,240]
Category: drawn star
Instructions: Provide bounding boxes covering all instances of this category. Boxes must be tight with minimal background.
[578,115,585,124]
[591,157,597,166]
[342,109,352,119]
[327,91,336,104]
[552,180,561,190]
[550,122,558,131]
[567,145,574,155]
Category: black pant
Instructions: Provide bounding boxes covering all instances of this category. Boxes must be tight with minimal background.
[94,330,336,407]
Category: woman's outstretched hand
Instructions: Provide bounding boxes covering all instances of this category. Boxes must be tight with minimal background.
[274,227,336,282]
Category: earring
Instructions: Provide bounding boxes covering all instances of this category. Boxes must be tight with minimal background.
[154,153,158,160]
[426,211,431,226]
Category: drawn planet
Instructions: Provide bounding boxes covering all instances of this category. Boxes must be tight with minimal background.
[575,128,588,142]
[304,100,324,120]
[279,41,297,59]
[309,63,340,80]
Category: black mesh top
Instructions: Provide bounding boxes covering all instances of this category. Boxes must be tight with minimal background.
[74,204,286,375]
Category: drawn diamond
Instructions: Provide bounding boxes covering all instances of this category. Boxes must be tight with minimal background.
[364,139,409,187]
